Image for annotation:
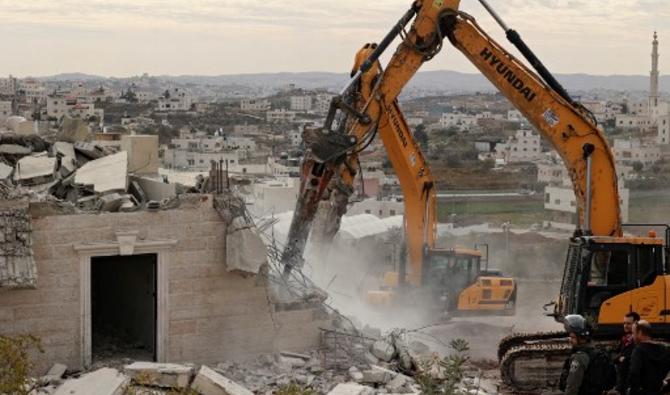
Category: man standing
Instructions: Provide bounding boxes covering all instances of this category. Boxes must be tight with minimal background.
[560,315,593,395]
[614,311,639,393]
[627,320,670,395]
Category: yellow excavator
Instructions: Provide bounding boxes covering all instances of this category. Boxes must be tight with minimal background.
[350,43,516,315]
[281,0,670,391]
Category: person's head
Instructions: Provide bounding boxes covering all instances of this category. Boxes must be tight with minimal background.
[564,314,591,346]
[633,320,653,343]
[624,311,641,334]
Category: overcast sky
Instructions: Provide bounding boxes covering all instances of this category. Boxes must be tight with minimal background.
[0,0,666,77]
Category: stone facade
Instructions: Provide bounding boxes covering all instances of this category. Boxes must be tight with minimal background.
[0,195,330,374]
[0,204,36,287]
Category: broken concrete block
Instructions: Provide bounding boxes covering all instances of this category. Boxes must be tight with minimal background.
[13,154,56,185]
[385,372,413,392]
[53,367,129,395]
[191,365,253,395]
[348,366,363,382]
[277,355,307,369]
[371,339,396,362]
[40,363,67,385]
[0,144,31,155]
[75,151,127,192]
[124,362,194,389]
[74,141,105,160]
[58,117,91,143]
[327,383,376,395]
[96,193,127,212]
[0,162,13,180]
[361,365,395,384]
[133,176,176,201]
[226,216,267,274]
[52,141,76,159]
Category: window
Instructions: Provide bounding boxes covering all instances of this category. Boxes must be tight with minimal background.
[365,210,371,214]
[555,199,560,205]
[390,210,396,216]
[545,193,550,203]
[589,250,628,286]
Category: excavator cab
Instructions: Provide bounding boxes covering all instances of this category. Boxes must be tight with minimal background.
[423,247,516,314]
[555,230,668,334]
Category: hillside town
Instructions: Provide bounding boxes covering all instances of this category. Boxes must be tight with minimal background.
[1,2,670,393]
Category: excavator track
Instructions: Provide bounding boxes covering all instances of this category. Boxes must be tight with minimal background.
[499,333,618,392]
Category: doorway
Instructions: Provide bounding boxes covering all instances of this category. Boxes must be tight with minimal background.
[91,253,157,363]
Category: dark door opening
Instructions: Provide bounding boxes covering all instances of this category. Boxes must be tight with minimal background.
[91,253,157,363]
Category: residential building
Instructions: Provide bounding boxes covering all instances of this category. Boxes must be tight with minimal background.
[537,162,566,184]
[290,96,313,112]
[0,75,17,96]
[163,148,240,171]
[266,109,296,123]
[0,101,12,125]
[234,124,261,135]
[439,112,478,131]
[615,114,652,131]
[346,198,404,218]
[507,109,523,122]
[18,78,46,104]
[46,95,103,121]
[156,88,192,112]
[314,94,334,114]
[240,98,270,112]
[612,138,661,167]
[495,130,542,163]
[544,178,629,224]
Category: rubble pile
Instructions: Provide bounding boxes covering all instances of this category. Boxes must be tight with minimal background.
[27,325,499,395]
[0,133,181,212]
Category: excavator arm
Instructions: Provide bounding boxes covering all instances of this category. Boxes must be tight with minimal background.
[441,11,621,237]
[281,0,460,277]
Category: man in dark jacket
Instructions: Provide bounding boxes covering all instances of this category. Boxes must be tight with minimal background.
[614,311,639,393]
[627,320,670,395]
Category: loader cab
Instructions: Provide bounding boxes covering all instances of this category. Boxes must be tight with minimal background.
[556,234,666,332]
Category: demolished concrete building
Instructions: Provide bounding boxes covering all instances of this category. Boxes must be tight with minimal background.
[0,132,331,375]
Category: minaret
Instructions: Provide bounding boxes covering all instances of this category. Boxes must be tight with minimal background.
[650,31,659,109]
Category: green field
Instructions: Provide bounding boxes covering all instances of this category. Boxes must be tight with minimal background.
[437,199,546,226]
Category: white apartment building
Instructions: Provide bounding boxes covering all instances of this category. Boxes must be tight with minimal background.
[476,111,504,120]
[290,96,312,112]
[0,101,12,124]
[0,75,17,96]
[314,94,334,114]
[266,109,296,123]
[612,138,661,167]
[615,114,652,131]
[157,88,192,112]
[545,180,629,223]
[496,130,542,163]
[346,198,405,218]
[537,162,566,184]
[19,79,46,104]
[162,148,240,171]
[136,91,158,103]
[234,124,262,135]
[439,112,478,131]
[46,96,103,121]
[240,98,270,112]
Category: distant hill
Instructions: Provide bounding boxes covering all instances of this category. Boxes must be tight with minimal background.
[42,71,670,94]
[147,71,670,93]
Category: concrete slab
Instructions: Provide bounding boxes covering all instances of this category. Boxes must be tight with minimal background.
[41,363,67,384]
[327,383,375,395]
[75,151,127,192]
[132,176,176,201]
[124,362,194,388]
[13,154,56,183]
[191,365,253,395]
[53,367,129,395]
[0,162,12,179]
[226,216,267,274]
[53,141,76,159]
[0,144,31,155]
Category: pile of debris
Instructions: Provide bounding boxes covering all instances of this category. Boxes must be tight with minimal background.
[0,133,180,212]
[25,323,499,395]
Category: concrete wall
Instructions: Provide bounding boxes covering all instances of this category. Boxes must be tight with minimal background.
[0,195,330,374]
